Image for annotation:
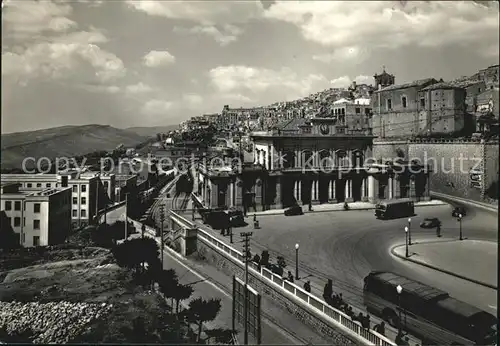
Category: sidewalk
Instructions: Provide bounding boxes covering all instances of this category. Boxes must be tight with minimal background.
[247,200,446,217]
[391,239,498,289]
[430,191,498,213]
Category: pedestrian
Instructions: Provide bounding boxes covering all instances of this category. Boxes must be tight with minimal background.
[308,201,312,211]
[436,224,441,237]
[304,281,311,293]
[287,271,294,283]
[323,279,333,302]
[374,321,386,336]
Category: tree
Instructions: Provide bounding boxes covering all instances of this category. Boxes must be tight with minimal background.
[486,181,498,200]
[172,283,194,314]
[186,297,221,343]
[112,237,159,276]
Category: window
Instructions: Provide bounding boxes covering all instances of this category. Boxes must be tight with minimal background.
[14,201,21,211]
[387,99,392,110]
[34,203,40,213]
[22,233,25,244]
[46,183,51,188]
[14,217,21,227]
[402,96,407,108]
[5,201,12,210]
[27,183,32,188]
[420,98,425,108]
[72,185,77,192]
[33,219,40,230]
[81,209,87,218]
[72,209,78,217]
[81,197,86,204]
[72,197,78,204]
[23,218,26,226]
[33,236,40,247]
[81,185,87,192]
[36,183,42,188]
[365,108,371,115]
[355,107,361,114]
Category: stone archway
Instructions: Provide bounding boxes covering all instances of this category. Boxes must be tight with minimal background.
[352,177,363,202]
[335,179,346,202]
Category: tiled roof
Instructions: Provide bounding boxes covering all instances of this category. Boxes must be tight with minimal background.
[420,82,461,91]
[375,78,437,92]
[276,117,307,131]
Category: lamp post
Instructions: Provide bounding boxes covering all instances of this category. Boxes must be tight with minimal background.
[396,285,403,335]
[458,214,463,240]
[407,218,412,245]
[404,226,409,258]
[295,243,299,280]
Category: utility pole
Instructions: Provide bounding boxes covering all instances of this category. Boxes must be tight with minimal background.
[240,231,253,345]
[159,204,166,268]
[95,179,99,226]
[124,193,129,239]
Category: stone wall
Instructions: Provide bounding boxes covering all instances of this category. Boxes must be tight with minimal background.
[195,239,357,345]
[373,139,499,203]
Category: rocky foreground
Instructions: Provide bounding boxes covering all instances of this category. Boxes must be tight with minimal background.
[0,301,112,343]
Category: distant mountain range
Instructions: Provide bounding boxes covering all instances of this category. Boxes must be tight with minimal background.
[1,124,148,169]
[125,125,179,137]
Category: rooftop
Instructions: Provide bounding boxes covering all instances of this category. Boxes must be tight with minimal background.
[420,82,462,91]
[375,78,437,93]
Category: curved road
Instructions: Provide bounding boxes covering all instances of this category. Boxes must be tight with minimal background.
[247,203,497,316]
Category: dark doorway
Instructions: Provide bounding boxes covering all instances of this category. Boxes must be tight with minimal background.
[282,178,295,207]
[217,183,228,208]
[378,177,387,199]
[302,179,312,204]
[335,179,346,202]
[319,177,329,203]
[352,178,363,202]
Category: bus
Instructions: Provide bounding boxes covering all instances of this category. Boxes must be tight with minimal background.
[375,198,415,219]
[363,271,497,345]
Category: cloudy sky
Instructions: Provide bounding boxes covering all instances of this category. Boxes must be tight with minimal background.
[1,0,498,133]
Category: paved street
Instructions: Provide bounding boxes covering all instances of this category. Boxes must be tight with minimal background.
[392,239,497,288]
[225,203,497,317]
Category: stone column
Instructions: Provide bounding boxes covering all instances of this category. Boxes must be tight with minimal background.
[345,179,353,202]
[274,177,282,209]
[295,150,300,168]
[361,178,368,202]
[394,176,401,199]
[368,175,377,203]
[388,176,394,199]
[298,179,302,204]
[424,174,431,201]
[229,182,234,207]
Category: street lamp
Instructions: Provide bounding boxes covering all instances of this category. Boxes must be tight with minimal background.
[407,218,412,245]
[458,214,463,241]
[295,243,300,280]
[404,226,409,258]
[396,285,403,335]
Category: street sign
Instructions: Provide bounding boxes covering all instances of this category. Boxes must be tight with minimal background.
[232,276,262,344]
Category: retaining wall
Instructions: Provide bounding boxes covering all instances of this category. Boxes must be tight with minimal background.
[373,139,499,203]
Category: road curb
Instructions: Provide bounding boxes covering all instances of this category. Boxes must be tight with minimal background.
[248,201,446,217]
[390,245,498,290]
[430,191,498,214]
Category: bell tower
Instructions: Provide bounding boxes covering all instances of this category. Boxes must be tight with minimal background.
[374,66,395,90]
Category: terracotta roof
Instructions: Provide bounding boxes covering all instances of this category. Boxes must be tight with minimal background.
[375,78,437,92]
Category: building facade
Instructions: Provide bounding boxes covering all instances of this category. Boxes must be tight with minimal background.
[196,118,431,211]
[2,171,102,227]
[1,182,72,247]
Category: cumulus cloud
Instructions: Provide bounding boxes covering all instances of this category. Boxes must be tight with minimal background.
[2,41,126,83]
[174,24,243,46]
[183,93,203,106]
[330,75,373,88]
[126,82,153,94]
[2,0,76,40]
[142,99,174,115]
[126,0,264,25]
[143,50,176,67]
[313,46,372,63]
[264,1,499,51]
[209,65,333,101]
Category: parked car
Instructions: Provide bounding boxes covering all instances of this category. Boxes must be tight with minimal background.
[451,206,467,217]
[420,218,441,229]
[284,205,303,216]
[227,209,245,227]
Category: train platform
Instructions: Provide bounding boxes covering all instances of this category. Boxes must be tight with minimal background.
[391,238,497,289]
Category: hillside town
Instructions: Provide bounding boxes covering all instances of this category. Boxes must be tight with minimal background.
[1,51,499,346]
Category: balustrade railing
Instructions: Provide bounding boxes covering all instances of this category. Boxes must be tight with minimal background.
[189,217,396,346]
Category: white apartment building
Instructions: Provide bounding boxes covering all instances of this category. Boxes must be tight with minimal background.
[1,171,113,227]
[1,182,72,247]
